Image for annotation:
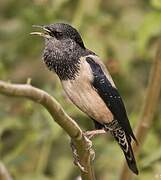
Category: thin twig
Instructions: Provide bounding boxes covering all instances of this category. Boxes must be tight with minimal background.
[0,81,96,180]
[120,38,161,180]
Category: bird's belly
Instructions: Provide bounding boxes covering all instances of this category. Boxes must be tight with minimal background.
[61,79,113,123]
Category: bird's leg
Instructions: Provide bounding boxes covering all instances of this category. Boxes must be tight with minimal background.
[84,129,106,139]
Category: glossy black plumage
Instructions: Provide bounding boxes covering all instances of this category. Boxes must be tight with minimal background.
[86,57,138,174]
[86,57,137,142]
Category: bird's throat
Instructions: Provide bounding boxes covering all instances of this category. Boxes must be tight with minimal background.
[43,43,95,80]
[43,49,82,80]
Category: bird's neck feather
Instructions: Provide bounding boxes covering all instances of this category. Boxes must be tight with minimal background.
[43,44,94,80]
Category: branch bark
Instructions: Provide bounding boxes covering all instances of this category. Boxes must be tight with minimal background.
[0,81,96,180]
[0,162,13,180]
[120,39,161,180]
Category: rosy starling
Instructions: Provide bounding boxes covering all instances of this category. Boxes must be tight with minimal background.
[31,23,138,174]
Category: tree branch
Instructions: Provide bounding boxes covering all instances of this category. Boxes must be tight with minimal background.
[0,80,96,180]
[120,38,161,180]
[0,162,13,180]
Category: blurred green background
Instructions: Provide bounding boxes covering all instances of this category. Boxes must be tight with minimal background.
[0,0,161,179]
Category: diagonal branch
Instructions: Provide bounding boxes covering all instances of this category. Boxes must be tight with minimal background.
[0,80,96,180]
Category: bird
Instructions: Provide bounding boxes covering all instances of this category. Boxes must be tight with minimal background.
[31,23,139,175]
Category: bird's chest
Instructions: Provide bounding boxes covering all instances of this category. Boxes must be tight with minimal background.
[61,60,113,123]
[61,64,93,112]
[62,75,93,112]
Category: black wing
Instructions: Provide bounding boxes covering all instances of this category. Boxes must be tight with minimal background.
[86,57,137,142]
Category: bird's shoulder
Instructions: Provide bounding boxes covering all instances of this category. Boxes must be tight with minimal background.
[84,54,116,87]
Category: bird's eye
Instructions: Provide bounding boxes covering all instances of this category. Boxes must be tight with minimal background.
[54,31,63,38]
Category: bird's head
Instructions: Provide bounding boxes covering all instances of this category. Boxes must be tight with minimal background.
[30,23,87,79]
[31,23,85,50]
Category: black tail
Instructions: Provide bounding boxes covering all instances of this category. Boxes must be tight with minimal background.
[111,128,139,175]
[105,120,138,175]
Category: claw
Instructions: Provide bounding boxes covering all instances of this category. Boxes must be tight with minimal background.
[90,148,95,161]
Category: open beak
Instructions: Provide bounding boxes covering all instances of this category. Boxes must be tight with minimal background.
[30,25,52,38]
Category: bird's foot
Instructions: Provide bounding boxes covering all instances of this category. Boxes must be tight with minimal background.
[84,129,106,139]
[84,136,95,161]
